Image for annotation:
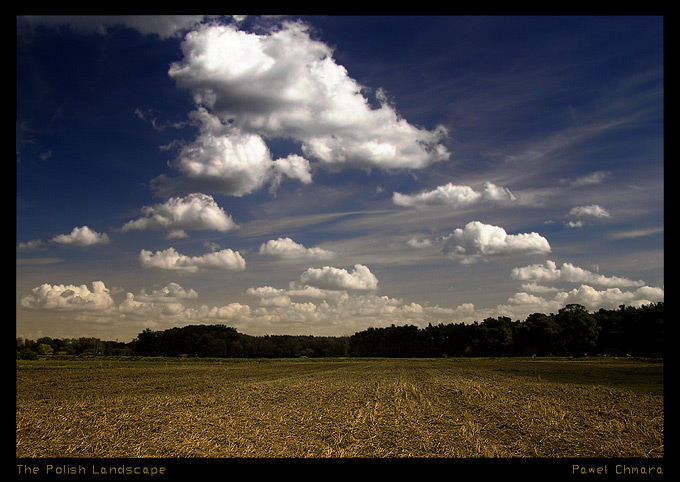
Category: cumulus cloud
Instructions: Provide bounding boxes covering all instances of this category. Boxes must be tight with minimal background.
[246,283,348,307]
[565,204,610,228]
[17,239,47,252]
[519,283,559,294]
[299,264,379,291]
[122,193,236,235]
[560,285,663,309]
[20,281,114,311]
[394,184,480,208]
[118,293,187,317]
[501,284,664,316]
[20,278,248,327]
[51,226,110,247]
[158,20,448,197]
[406,238,433,249]
[259,237,335,260]
[393,182,514,208]
[245,277,472,333]
[151,109,313,197]
[189,303,252,321]
[510,260,644,288]
[440,221,551,263]
[569,204,610,218]
[119,283,199,317]
[134,282,199,302]
[139,247,246,272]
[269,154,313,192]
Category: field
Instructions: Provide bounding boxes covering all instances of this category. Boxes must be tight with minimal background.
[16,357,663,458]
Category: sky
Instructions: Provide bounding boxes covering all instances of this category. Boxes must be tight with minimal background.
[16,15,664,342]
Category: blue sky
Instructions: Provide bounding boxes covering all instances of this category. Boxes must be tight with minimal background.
[16,15,664,342]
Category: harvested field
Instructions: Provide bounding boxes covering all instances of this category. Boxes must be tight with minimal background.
[15,357,663,458]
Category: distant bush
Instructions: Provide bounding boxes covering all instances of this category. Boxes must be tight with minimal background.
[18,348,38,360]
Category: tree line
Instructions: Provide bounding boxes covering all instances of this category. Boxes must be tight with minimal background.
[348,303,663,358]
[17,302,663,360]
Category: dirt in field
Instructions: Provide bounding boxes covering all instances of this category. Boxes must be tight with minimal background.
[15,358,663,458]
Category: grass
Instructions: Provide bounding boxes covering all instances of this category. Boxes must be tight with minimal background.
[15,357,663,458]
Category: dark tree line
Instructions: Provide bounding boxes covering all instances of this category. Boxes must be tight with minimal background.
[16,336,131,359]
[130,324,349,358]
[17,302,662,360]
[349,303,663,358]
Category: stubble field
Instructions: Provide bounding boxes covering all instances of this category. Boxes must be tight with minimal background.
[16,357,663,458]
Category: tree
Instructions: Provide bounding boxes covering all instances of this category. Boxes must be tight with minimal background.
[132,329,162,356]
[556,304,600,357]
[36,343,54,356]
[481,316,516,356]
[516,313,562,356]
[19,347,38,360]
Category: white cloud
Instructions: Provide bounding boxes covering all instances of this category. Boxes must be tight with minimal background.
[561,284,663,309]
[189,303,252,321]
[501,284,664,317]
[565,220,584,229]
[166,229,190,239]
[134,282,199,302]
[20,281,114,311]
[393,182,514,208]
[569,204,610,218]
[259,237,335,260]
[483,182,516,201]
[247,283,347,305]
[519,283,559,294]
[299,264,379,291]
[393,184,480,208]
[118,283,200,318]
[119,293,187,317]
[441,221,551,263]
[151,109,312,197]
[116,283,198,319]
[564,204,610,228]
[406,237,433,249]
[244,279,469,333]
[122,193,236,234]
[164,20,449,183]
[17,239,47,252]
[510,260,644,288]
[270,154,313,191]
[51,226,110,247]
[139,247,246,272]
[566,171,610,188]
[608,227,663,240]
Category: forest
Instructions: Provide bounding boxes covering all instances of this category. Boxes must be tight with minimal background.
[16,302,663,360]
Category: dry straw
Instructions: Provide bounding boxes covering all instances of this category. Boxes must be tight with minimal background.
[16,358,663,458]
